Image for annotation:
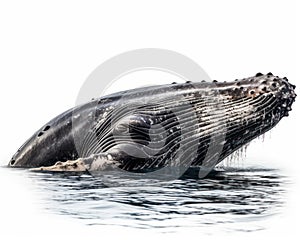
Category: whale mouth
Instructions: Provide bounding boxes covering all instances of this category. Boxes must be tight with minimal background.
[9,73,296,176]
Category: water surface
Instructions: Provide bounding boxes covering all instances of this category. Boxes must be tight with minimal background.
[5,165,288,234]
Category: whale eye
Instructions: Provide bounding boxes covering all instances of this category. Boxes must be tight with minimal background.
[115,123,129,134]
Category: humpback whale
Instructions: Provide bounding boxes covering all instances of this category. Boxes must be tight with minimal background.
[9,73,296,176]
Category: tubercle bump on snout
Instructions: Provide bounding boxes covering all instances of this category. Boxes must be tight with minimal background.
[216,73,296,102]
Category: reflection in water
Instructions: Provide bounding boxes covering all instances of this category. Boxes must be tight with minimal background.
[26,166,287,233]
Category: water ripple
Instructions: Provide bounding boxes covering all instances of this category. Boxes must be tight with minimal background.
[19,166,289,233]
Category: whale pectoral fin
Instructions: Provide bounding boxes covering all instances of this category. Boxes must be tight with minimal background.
[29,159,87,172]
[29,153,120,172]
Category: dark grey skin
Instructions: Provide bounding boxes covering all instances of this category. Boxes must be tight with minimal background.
[9,73,296,173]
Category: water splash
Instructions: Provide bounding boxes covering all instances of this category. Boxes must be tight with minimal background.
[217,143,249,170]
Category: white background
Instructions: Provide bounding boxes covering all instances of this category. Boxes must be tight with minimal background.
[0,0,299,239]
